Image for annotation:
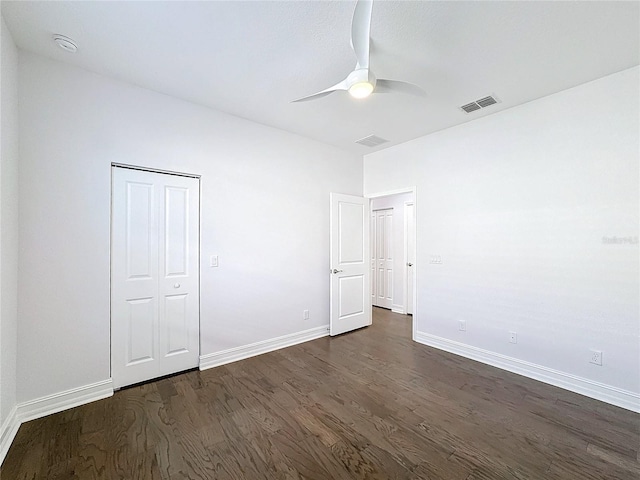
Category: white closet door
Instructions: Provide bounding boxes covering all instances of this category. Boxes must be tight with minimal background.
[111,167,200,389]
[371,211,376,304]
[373,209,393,309]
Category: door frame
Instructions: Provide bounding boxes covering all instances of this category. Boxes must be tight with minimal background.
[110,163,202,384]
[365,187,417,341]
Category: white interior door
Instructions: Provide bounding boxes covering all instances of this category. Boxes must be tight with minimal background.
[370,211,376,304]
[405,203,415,315]
[373,209,393,309]
[111,166,200,389]
[330,193,371,336]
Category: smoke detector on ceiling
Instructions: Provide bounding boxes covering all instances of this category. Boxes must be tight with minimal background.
[53,34,78,53]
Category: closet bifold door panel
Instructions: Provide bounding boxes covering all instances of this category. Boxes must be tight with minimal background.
[372,208,393,309]
[111,166,200,389]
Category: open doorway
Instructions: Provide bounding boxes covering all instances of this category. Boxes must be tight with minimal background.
[367,188,416,339]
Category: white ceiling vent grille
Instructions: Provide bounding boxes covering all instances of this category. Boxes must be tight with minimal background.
[461,102,481,113]
[355,135,389,147]
[460,95,500,114]
[476,95,497,108]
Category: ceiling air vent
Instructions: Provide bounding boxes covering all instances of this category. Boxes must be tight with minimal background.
[476,96,498,108]
[460,95,500,114]
[355,135,389,147]
[461,102,481,113]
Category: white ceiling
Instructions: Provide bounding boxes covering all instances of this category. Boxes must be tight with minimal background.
[2,1,639,154]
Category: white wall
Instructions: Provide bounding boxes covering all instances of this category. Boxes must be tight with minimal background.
[365,67,640,409]
[17,52,362,404]
[371,192,413,313]
[0,13,20,463]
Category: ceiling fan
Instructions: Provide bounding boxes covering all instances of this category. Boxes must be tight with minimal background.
[292,0,425,103]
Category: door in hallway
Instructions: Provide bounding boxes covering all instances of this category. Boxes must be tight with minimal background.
[111,166,200,389]
[372,208,393,309]
[405,202,415,315]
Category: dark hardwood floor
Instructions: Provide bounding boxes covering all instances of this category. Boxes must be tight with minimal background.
[2,307,639,479]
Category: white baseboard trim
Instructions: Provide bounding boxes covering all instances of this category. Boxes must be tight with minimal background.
[415,331,640,413]
[1,379,114,466]
[17,379,114,423]
[200,325,330,371]
[0,405,19,466]
[392,305,405,315]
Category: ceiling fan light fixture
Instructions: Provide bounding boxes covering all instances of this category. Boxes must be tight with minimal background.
[292,1,424,103]
[348,81,374,99]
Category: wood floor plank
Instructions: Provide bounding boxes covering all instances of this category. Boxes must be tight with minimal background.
[268,430,333,480]
[70,432,109,480]
[2,307,639,479]
[329,439,387,479]
[204,440,267,480]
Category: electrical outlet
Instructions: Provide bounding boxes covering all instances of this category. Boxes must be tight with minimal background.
[458,320,466,332]
[590,349,602,366]
[509,331,517,344]
[303,310,310,321]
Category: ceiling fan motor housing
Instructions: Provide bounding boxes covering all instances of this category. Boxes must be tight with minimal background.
[347,68,377,89]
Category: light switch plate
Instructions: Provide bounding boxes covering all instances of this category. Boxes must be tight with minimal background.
[210,255,219,267]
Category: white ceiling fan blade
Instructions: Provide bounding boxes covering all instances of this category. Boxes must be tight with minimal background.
[292,78,349,103]
[375,79,426,97]
[351,0,373,70]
